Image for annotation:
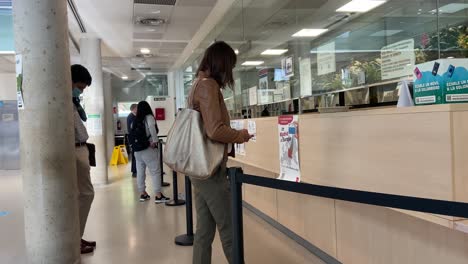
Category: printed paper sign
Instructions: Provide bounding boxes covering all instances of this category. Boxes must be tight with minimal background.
[299,57,312,97]
[381,39,415,80]
[15,54,24,110]
[249,86,258,106]
[247,120,257,142]
[278,115,300,182]
[230,120,246,155]
[317,42,336,76]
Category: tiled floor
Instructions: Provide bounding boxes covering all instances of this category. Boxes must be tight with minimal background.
[0,166,324,264]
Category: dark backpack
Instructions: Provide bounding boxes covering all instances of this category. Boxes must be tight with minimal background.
[129,119,150,152]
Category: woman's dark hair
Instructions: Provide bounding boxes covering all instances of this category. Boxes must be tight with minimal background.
[71,64,92,86]
[136,101,153,122]
[196,41,237,88]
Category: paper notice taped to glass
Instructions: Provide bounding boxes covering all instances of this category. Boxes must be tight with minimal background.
[15,54,24,110]
[87,113,103,136]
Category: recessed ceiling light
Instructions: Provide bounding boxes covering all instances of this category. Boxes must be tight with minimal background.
[292,29,328,37]
[370,30,403,37]
[447,56,455,59]
[140,48,151,54]
[261,49,288,55]
[337,0,386,13]
[430,3,468,14]
[242,61,264,66]
[234,49,239,55]
[152,10,161,14]
[122,76,129,80]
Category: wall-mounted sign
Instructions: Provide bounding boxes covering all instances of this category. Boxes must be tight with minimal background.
[299,57,312,97]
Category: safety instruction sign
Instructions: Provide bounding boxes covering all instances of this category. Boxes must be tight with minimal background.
[230,120,246,156]
[278,115,300,182]
[110,145,129,166]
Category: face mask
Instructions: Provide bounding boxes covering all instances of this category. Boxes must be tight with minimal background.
[72,87,82,98]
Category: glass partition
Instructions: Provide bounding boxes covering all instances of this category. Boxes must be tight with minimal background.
[181,0,468,117]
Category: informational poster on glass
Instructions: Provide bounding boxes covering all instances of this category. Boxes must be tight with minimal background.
[230,120,246,155]
[282,56,294,77]
[247,120,257,142]
[249,86,257,106]
[317,42,336,76]
[258,90,274,105]
[299,57,312,97]
[15,55,24,110]
[277,115,300,182]
[381,39,415,80]
[234,78,241,96]
[414,59,468,105]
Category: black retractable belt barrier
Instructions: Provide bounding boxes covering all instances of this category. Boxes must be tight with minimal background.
[158,139,170,187]
[229,167,468,264]
[166,170,185,206]
[175,176,194,246]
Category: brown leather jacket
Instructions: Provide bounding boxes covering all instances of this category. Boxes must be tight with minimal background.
[188,72,244,158]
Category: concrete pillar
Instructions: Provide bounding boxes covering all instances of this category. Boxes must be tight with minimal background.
[80,36,108,184]
[103,72,114,163]
[12,1,80,264]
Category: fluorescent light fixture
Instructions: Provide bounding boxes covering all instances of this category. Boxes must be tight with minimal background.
[242,61,264,66]
[121,76,129,80]
[370,30,403,37]
[292,29,328,37]
[336,0,386,13]
[234,49,239,55]
[140,48,151,54]
[261,49,288,55]
[430,3,468,14]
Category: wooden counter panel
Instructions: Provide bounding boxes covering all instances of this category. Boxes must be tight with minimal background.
[452,111,468,203]
[336,201,468,264]
[300,112,454,201]
[234,118,280,174]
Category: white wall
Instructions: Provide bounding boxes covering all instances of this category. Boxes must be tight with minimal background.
[0,73,16,100]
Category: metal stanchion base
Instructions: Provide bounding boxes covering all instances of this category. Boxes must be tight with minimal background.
[163,182,171,187]
[166,199,185,206]
[175,234,194,246]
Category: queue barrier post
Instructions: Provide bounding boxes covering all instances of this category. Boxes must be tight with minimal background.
[159,139,170,187]
[166,170,185,206]
[175,176,194,246]
[229,167,245,264]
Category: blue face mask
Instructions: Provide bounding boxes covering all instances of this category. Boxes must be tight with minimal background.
[72,87,82,98]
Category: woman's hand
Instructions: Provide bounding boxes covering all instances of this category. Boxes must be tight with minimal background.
[150,142,158,149]
[240,129,253,143]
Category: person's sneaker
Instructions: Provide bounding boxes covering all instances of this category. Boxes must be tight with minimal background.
[139,193,150,202]
[155,194,170,204]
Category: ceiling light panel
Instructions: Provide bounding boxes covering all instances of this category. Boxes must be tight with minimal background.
[242,61,264,66]
[261,49,288,55]
[140,48,151,54]
[336,0,386,13]
[292,29,329,37]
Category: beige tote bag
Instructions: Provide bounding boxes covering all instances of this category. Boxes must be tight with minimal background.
[163,80,225,180]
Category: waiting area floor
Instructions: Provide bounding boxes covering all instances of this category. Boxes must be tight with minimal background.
[0,165,324,263]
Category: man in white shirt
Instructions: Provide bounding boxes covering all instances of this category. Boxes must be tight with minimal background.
[71,64,96,255]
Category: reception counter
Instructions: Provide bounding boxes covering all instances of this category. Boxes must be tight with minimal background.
[228,104,468,264]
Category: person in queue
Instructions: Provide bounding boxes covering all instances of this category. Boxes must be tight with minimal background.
[127,103,138,178]
[71,64,96,254]
[131,100,169,203]
[188,41,252,264]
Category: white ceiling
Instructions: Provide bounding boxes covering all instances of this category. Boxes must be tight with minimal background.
[70,0,218,80]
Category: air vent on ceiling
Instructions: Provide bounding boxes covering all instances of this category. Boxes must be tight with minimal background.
[134,0,176,5]
[136,53,155,58]
[136,18,166,26]
[131,67,152,71]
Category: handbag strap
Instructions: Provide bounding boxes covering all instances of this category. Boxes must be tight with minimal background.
[187,77,210,109]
